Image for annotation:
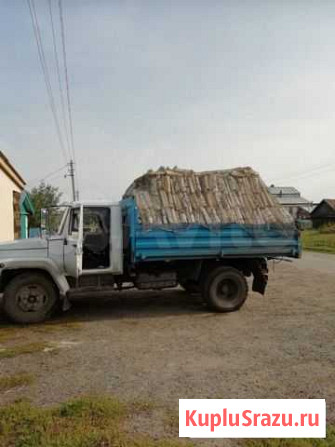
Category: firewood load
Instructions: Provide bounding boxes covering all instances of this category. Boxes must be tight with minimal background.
[123,167,294,228]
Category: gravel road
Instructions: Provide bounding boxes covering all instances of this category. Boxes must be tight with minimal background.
[292,250,335,274]
[0,251,334,444]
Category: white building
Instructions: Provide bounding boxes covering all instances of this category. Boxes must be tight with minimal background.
[0,151,33,242]
[268,185,314,219]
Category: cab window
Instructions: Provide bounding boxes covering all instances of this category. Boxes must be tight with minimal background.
[69,208,80,235]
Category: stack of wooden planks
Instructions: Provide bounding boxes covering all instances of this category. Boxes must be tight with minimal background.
[123,167,294,227]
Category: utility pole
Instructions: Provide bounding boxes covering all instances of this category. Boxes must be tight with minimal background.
[68,160,76,201]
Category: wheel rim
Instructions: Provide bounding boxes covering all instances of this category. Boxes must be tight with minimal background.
[15,284,48,313]
[216,278,239,302]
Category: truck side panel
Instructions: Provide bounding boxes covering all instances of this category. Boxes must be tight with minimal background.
[121,198,301,263]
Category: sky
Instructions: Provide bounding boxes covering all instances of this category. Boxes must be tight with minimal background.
[1,0,334,203]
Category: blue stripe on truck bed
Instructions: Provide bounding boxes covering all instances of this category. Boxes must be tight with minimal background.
[121,198,301,263]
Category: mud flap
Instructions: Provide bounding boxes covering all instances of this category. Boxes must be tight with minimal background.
[62,294,72,311]
[252,259,268,295]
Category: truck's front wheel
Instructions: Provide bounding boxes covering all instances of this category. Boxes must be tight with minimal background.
[202,266,248,312]
[3,273,58,324]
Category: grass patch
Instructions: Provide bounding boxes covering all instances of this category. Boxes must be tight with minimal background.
[4,396,333,447]
[128,398,155,413]
[0,321,81,344]
[302,230,335,254]
[0,396,193,447]
[0,373,35,391]
[125,437,193,447]
[0,342,51,359]
[0,326,24,343]
[31,321,82,333]
[244,424,335,446]
[164,408,179,432]
[319,224,335,234]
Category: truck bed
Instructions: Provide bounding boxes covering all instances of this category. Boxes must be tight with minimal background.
[121,198,301,263]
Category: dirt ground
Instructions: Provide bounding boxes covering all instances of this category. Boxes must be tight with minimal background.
[0,252,334,445]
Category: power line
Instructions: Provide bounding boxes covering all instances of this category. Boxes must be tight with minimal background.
[58,0,79,199]
[272,161,335,184]
[26,0,69,164]
[26,0,79,200]
[48,0,71,160]
[46,174,68,184]
[58,1,76,161]
[27,164,68,187]
[291,164,335,182]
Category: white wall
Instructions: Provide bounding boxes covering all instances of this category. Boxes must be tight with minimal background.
[0,169,21,242]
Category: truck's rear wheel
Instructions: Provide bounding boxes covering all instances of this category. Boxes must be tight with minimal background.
[3,273,58,324]
[202,266,248,312]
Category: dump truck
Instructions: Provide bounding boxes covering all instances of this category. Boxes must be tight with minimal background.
[0,167,301,324]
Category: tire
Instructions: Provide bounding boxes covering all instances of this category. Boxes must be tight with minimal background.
[179,280,200,294]
[3,273,58,324]
[202,266,248,312]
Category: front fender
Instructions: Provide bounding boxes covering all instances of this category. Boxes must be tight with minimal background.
[0,258,70,296]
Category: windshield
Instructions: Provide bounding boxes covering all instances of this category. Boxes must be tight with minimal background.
[41,206,70,236]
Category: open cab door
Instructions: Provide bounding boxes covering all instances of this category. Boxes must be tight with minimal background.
[64,205,84,278]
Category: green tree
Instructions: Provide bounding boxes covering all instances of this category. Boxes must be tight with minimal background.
[29,182,62,228]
